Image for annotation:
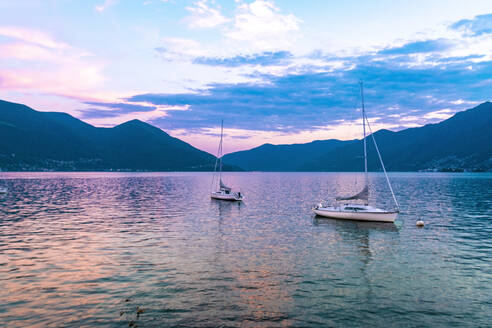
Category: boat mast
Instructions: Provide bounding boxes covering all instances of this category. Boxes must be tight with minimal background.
[360,81,368,187]
[212,119,224,191]
[218,119,224,182]
[362,106,401,211]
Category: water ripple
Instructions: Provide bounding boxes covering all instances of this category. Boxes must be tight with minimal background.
[0,172,491,327]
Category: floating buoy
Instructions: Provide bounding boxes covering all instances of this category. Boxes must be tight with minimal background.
[416,220,425,227]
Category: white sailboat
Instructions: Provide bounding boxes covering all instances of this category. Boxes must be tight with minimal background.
[211,120,243,201]
[313,82,400,222]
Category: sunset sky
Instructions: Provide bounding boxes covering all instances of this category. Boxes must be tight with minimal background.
[0,0,491,154]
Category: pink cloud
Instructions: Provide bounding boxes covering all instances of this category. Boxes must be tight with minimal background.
[0,65,106,104]
[0,26,68,49]
[0,26,109,102]
[0,42,55,61]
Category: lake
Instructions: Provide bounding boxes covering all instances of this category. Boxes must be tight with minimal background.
[0,172,491,327]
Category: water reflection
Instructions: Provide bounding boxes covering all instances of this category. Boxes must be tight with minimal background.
[313,217,399,232]
[312,217,401,308]
[212,198,243,218]
[0,172,491,327]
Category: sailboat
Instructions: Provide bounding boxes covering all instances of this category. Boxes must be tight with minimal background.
[211,120,243,201]
[313,82,400,222]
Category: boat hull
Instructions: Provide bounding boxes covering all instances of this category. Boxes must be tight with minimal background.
[211,192,242,201]
[313,208,398,222]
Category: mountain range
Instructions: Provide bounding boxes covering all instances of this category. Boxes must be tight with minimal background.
[1,99,490,172]
[223,101,492,172]
[0,99,232,171]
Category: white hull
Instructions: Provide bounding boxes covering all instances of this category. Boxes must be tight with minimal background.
[313,208,398,222]
[211,192,242,201]
[0,187,7,194]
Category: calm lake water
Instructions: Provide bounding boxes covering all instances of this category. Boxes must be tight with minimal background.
[0,172,491,327]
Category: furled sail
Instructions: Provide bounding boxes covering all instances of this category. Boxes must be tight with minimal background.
[336,185,369,201]
[219,179,231,191]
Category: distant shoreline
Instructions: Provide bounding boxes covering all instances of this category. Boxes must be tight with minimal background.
[1,170,490,174]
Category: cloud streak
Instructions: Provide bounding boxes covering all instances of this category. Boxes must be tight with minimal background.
[80,100,189,119]
[379,39,453,55]
[193,51,293,67]
[0,26,68,49]
[451,13,492,36]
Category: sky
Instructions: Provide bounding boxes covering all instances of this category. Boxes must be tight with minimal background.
[0,0,491,154]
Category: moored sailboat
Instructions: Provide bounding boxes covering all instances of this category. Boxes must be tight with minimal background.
[313,82,399,222]
[211,120,243,201]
